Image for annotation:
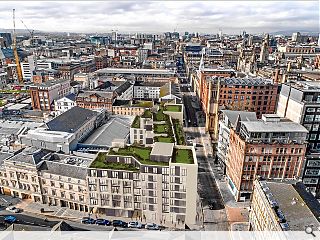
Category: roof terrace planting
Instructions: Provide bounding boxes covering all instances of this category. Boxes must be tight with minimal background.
[164,105,182,112]
[90,152,139,171]
[172,148,194,164]
[109,146,169,166]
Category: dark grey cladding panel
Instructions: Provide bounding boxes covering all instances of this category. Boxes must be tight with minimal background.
[175,166,180,176]
[118,171,123,179]
[107,170,112,178]
[129,172,133,180]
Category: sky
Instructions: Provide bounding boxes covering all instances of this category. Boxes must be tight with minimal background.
[0,1,319,34]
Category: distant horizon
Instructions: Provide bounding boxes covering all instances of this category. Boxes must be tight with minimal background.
[0,1,318,34]
[0,28,319,37]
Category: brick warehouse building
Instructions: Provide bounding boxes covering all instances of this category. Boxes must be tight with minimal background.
[197,75,279,140]
[226,114,308,201]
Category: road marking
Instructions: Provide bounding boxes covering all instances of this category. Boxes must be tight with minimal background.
[1,198,7,203]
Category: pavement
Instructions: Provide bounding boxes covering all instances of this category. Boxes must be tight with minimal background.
[182,88,250,231]
[14,199,190,230]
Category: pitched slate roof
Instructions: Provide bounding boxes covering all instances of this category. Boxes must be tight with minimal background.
[46,106,98,133]
[38,160,87,180]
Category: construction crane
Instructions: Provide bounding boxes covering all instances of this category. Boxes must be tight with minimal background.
[20,19,37,75]
[12,9,23,84]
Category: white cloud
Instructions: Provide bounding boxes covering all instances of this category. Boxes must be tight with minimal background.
[0,1,318,34]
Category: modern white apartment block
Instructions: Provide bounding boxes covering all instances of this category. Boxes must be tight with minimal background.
[130,104,184,146]
[88,142,198,225]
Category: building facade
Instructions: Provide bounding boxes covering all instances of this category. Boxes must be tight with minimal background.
[277,81,320,198]
[76,91,115,112]
[29,79,71,111]
[226,114,308,201]
[250,179,320,231]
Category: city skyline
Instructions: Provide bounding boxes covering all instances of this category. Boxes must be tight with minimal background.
[0,1,319,34]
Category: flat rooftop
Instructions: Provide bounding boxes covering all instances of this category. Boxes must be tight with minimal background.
[84,117,132,147]
[241,120,308,133]
[262,181,320,231]
[151,142,174,157]
[96,68,175,75]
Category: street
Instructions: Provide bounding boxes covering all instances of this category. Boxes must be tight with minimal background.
[180,78,229,230]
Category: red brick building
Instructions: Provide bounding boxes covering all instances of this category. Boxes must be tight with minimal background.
[226,114,308,201]
[76,91,115,112]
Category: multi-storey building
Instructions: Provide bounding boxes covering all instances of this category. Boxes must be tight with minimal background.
[29,79,71,111]
[20,107,106,153]
[217,110,257,174]
[95,68,177,83]
[226,114,308,201]
[133,82,165,100]
[88,142,198,225]
[76,91,115,112]
[0,143,198,226]
[54,93,77,116]
[197,75,278,140]
[130,105,184,146]
[250,179,320,231]
[277,81,320,198]
[112,100,153,116]
[218,78,278,118]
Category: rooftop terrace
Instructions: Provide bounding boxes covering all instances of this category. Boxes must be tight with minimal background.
[172,148,194,164]
[90,152,139,171]
[109,146,169,166]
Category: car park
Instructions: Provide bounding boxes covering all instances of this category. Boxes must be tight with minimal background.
[5,206,20,213]
[96,219,111,225]
[145,223,160,230]
[128,221,142,228]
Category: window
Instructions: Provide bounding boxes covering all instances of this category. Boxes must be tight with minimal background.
[310,134,317,140]
[315,115,320,122]
[305,115,314,122]
[307,108,316,112]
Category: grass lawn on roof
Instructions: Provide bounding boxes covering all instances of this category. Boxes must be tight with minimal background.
[131,116,140,128]
[90,152,139,171]
[154,124,169,134]
[109,146,169,166]
[173,119,185,145]
[164,105,182,112]
[154,136,175,143]
[173,149,194,164]
[133,101,153,108]
[141,109,153,118]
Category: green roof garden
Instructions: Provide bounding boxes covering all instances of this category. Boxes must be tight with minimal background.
[141,109,153,118]
[172,148,194,164]
[154,136,175,143]
[90,152,139,171]
[154,124,170,134]
[132,101,153,108]
[164,105,182,112]
[131,116,141,128]
[172,119,185,145]
[109,146,169,166]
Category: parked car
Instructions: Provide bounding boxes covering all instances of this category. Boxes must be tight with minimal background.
[5,206,20,213]
[4,215,17,223]
[81,217,95,224]
[145,223,160,230]
[112,220,128,228]
[128,221,142,228]
[95,219,111,226]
